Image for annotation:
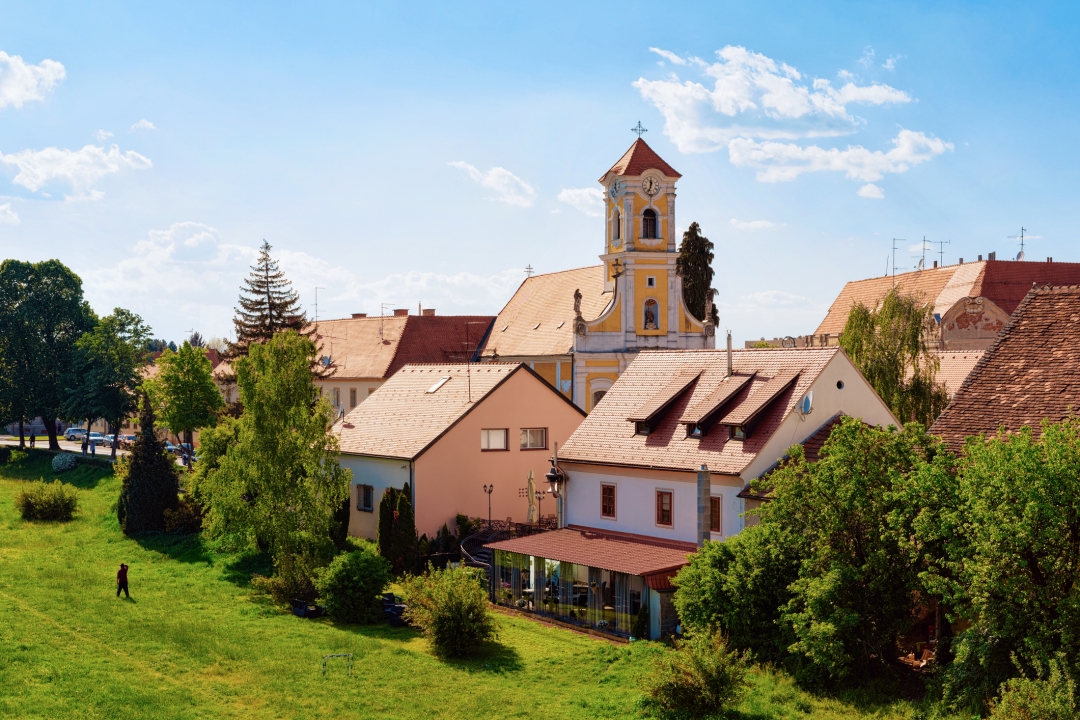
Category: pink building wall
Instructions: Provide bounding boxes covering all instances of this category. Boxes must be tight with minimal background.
[412,369,585,537]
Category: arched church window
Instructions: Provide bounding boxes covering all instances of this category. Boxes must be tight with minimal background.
[642,209,657,239]
[613,209,621,241]
[643,298,659,330]
[592,390,607,407]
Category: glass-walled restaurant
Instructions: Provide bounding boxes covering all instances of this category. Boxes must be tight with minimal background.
[493,550,647,638]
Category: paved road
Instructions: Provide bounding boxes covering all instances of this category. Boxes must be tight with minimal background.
[0,437,130,457]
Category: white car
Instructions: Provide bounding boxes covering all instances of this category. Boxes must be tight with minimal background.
[86,432,105,446]
[64,428,86,441]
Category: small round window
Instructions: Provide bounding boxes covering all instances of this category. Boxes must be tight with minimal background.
[836,380,845,390]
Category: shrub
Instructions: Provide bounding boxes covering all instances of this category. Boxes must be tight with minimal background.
[640,630,749,720]
[989,656,1077,720]
[252,551,322,603]
[163,495,203,534]
[0,446,11,463]
[400,565,497,658]
[632,598,650,641]
[117,393,179,535]
[314,541,391,624]
[9,449,27,463]
[52,453,77,473]
[15,480,79,521]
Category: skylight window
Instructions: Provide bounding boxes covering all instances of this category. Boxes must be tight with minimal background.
[426,376,451,393]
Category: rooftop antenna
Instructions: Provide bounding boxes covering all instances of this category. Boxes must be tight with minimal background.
[525,264,534,278]
[891,238,905,283]
[933,239,951,267]
[379,302,394,339]
[1008,227,1028,261]
[314,286,325,326]
[631,121,648,138]
[913,236,929,271]
[463,321,489,404]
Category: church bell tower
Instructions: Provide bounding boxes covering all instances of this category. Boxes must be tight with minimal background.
[571,134,716,410]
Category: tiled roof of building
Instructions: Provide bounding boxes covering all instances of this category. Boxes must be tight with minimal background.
[936,350,984,397]
[313,314,495,380]
[931,285,1080,452]
[335,363,523,459]
[816,260,1080,337]
[479,266,608,359]
[486,525,697,577]
[602,138,682,180]
[738,413,846,500]
[560,348,840,474]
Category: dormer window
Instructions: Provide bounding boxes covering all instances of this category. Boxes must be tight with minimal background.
[635,421,651,436]
[642,209,657,239]
[730,425,747,441]
[686,423,702,438]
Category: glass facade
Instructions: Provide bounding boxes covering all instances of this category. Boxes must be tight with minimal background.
[493,550,647,638]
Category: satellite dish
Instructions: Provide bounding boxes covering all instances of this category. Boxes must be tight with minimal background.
[917,258,925,271]
[799,391,814,416]
[1016,250,1025,261]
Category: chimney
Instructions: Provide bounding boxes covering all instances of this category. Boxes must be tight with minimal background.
[978,255,983,261]
[393,309,409,317]
[1048,257,1054,262]
[697,464,711,547]
[422,309,435,317]
[959,258,964,264]
[933,260,938,268]
[726,331,733,377]
[989,251,996,261]
[351,313,367,319]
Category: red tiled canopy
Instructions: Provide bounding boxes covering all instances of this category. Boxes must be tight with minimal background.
[486,525,696,579]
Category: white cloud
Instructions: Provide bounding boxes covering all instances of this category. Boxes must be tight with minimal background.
[558,187,605,217]
[0,143,152,200]
[728,129,952,183]
[0,52,65,109]
[634,45,912,153]
[649,48,688,66]
[0,202,19,224]
[129,119,157,132]
[448,161,536,207]
[95,129,114,142]
[883,55,904,71]
[729,218,776,230]
[858,46,875,69]
[858,183,885,199]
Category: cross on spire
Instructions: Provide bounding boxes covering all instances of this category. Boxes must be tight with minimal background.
[631,121,647,138]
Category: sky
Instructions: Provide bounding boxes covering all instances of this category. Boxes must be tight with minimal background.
[0,1,1078,344]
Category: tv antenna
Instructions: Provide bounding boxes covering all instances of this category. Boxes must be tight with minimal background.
[379,302,395,340]
[1008,227,1029,261]
[525,264,534,278]
[313,286,325,326]
[933,239,951,267]
[463,321,489,403]
[912,236,930,271]
[891,238,905,282]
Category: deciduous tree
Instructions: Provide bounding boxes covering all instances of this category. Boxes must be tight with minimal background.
[146,340,223,465]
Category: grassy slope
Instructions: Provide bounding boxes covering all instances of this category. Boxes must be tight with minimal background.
[0,453,946,719]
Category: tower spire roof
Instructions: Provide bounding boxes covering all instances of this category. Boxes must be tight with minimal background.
[601,138,681,181]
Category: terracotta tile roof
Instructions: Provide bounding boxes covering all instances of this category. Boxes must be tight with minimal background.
[312,314,495,380]
[626,369,702,423]
[816,260,1080,337]
[479,266,608,359]
[739,413,846,499]
[335,363,521,459]
[486,525,697,576]
[931,285,1080,452]
[717,371,799,426]
[680,373,755,425]
[601,138,682,180]
[560,348,839,474]
[935,350,984,397]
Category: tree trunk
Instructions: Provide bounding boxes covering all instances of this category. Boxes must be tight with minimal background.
[45,416,60,451]
[185,428,193,469]
[111,419,119,461]
[83,417,91,455]
[18,418,24,449]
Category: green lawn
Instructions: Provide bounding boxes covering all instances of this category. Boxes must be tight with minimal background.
[0,452,950,719]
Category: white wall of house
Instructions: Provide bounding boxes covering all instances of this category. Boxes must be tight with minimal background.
[338,454,412,540]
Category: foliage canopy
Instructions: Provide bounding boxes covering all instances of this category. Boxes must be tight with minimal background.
[674,222,718,324]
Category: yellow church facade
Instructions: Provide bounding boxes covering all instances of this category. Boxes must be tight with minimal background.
[478,138,715,411]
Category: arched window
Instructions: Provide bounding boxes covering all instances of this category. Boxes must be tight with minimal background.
[642,209,657,239]
[613,209,621,241]
[643,298,659,330]
[592,390,607,407]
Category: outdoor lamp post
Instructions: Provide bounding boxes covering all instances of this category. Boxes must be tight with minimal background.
[482,484,494,529]
[545,442,567,528]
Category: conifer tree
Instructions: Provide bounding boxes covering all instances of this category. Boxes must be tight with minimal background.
[675,222,719,324]
[118,392,179,535]
[378,483,418,574]
[225,241,308,360]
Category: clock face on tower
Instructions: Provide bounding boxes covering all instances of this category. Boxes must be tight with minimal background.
[641,176,660,196]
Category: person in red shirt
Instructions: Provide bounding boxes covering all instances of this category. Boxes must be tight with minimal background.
[116,563,129,598]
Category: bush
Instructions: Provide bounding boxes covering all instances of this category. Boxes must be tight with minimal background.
[252,551,322,604]
[640,629,749,719]
[400,565,497,658]
[163,495,203,534]
[15,480,79,521]
[314,541,391,623]
[51,453,77,473]
[9,449,27,463]
[990,656,1077,720]
[632,599,650,641]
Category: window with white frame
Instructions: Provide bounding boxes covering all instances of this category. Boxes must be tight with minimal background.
[481,428,508,451]
[519,428,547,450]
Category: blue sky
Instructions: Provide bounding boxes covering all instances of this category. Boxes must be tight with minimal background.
[0,2,1078,343]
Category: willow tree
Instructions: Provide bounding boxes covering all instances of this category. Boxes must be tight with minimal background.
[675,222,719,324]
[840,287,949,427]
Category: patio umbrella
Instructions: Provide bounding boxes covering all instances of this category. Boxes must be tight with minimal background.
[526,470,538,524]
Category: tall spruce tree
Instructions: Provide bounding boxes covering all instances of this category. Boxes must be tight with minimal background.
[225,241,308,360]
[675,222,719,324]
[118,392,180,535]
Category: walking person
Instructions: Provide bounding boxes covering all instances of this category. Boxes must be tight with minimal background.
[28,430,34,448]
[116,563,129,598]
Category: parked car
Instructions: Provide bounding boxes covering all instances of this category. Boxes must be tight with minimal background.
[64,428,86,441]
[164,441,181,454]
[118,434,137,449]
[102,434,116,447]
[86,432,105,446]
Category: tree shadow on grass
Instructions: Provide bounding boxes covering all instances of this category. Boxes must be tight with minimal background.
[135,532,212,564]
[444,640,524,674]
[221,551,273,588]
